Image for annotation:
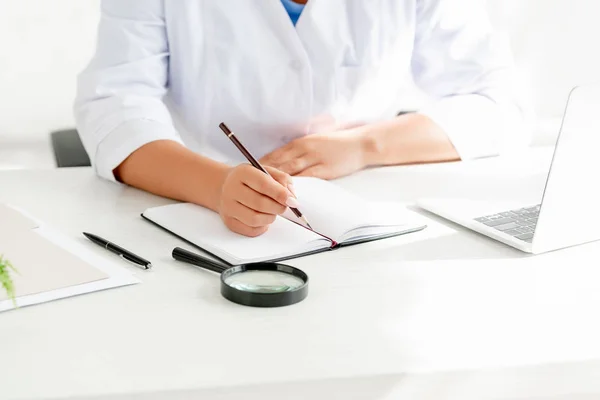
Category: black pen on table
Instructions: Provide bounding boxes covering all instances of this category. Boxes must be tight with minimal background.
[83,232,152,270]
[219,122,312,229]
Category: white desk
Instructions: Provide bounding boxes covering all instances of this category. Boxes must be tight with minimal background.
[2,146,600,400]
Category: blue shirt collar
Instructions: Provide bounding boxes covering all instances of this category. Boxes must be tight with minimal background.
[280,0,305,26]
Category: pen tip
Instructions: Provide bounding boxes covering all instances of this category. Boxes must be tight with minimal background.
[301,216,313,230]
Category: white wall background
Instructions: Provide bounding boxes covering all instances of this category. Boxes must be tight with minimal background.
[0,0,100,140]
[1,0,599,141]
[488,0,600,120]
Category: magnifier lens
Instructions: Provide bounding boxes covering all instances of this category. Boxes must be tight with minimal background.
[224,270,305,293]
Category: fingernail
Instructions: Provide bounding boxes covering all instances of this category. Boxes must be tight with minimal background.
[288,184,297,197]
[286,196,300,208]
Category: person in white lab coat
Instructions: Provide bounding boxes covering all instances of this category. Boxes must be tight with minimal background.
[75,0,527,237]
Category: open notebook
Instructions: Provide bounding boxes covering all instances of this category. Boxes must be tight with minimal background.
[142,177,426,265]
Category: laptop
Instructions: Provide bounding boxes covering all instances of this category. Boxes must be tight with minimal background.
[417,84,600,254]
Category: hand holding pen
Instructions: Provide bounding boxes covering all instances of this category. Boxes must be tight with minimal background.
[218,123,312,236]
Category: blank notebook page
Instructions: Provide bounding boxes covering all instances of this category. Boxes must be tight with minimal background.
[143,203,328,264]
[292,177,411,240]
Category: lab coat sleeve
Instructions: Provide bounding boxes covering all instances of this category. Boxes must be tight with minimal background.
[74,0,183,182]
[411,0,531,159]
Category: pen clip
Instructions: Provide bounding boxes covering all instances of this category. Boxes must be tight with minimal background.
[119,254,151,270]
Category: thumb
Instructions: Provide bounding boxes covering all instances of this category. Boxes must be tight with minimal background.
[265,166,296,198]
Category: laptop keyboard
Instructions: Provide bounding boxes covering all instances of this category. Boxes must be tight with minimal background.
[474,205,540,243]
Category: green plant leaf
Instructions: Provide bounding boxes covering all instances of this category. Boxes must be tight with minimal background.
[0,254,18,307]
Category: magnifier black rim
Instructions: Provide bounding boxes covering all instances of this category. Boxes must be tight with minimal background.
[220,263,309,308]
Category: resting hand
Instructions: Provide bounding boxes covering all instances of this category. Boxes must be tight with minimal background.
[260,130,367,180]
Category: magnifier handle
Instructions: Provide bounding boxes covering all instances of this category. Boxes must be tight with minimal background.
[172,247,229,274]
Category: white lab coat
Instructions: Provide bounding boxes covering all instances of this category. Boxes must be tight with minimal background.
[75,0,528,181]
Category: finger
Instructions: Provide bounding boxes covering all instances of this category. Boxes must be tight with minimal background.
[278,154,319,176]
[296,164,332,180]
[223,216,269,238]
[236,183,287,215]
[264,166,295,196]
[261,139,307,168]
[240,166,298,207]
[230,201,278,228]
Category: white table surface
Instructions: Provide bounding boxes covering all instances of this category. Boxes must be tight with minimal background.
[2,146,600,400]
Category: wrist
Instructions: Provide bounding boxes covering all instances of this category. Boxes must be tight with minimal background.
[190,161,231,213]
[355,124,384,168]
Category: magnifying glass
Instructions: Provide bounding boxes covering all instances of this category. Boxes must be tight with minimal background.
[172,247,309,307]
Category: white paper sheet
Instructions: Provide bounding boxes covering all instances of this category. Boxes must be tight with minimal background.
[0,224,140,312]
